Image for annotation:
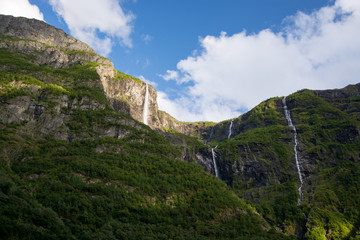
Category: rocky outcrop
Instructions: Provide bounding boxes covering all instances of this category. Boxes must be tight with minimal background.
[0,15,112,69]
[0,14,217,177]
[99,70,159,125]
[0,14,215,138]
[0,38,112,69]
[0,86,142,143]
[158,110,214,137]
[0,15,93,53]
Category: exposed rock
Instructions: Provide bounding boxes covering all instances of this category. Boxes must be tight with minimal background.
[0,14,214,139]
[0,15,93,53]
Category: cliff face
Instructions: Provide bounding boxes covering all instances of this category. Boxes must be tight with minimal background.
[1,15,218,174]
[204,84,360,238]
[0,15,93,53]
[206,84,360,188]
[0,15,214,139]
[0,15,155,129]
[0,14,215,175]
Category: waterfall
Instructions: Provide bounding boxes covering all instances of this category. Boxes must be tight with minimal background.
[143,83,149,125]
[208,126,214,142]
[211,146,219,178]
[283,96,303,205]
[228,120,234,139]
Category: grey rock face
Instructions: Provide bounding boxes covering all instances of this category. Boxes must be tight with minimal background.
[0,14,205,134]
[0,15,112,69]
[0,15,93,53]
[0,14,216,174]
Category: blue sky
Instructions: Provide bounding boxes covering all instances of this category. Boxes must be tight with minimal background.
[1,0,360,122]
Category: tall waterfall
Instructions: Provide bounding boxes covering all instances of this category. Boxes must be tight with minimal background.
[228,120,234,139]
[143,83,149,125]
[211,146,219,178]
[283,97,303,205]
[208,126,214,142]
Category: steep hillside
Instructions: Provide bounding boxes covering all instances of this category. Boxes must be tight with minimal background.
[0,15,291,239]
[206,85,360,239]
[0,14,216,170]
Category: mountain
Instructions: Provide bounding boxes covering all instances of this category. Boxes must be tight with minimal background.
[206,86,360,238]
[0,14,359,239]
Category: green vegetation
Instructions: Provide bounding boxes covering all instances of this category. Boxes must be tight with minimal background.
[65,49,108,62]
[0,32,292,239]
[0,47,111,106]
[114,70,144,84]
[287,90,360,169]
[0,32,109,63]
[302,161,360,239]
[1,21,359,239]
[210,99,301,232]
[0,71,68,100]
[0,118,292,239]
[0,48,100,81]
[207,88,360,238]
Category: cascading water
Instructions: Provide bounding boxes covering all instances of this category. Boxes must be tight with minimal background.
[228,120,234,139]
[211,146,219,178]
[208,126,214,142]
[143,83,149,125]
[283,96,303,205]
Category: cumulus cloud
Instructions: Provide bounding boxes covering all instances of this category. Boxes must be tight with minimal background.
[159,70,179,81]
[159,0,360,122]
[157,91,239,122]
[0,0,44,21]
[49,0,134,56]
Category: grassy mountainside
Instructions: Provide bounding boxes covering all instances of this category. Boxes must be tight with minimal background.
[0,17,292,239]
[207,86,360,239]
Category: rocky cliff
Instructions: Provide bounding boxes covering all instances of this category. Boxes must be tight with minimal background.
[0,15,212,136]
[0,14,217,177]
[0,15,167,130]
[0,15,93,53]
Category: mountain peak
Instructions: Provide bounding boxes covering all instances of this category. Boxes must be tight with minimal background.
[0,14,94,53]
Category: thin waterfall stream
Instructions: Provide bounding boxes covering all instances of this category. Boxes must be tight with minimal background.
[228,120,234,139]
[143,83,149,125]
[283,96,303,205]
[211,146,219,178]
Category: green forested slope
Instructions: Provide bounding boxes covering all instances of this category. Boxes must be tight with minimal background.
[0,36,290,239]
[209,87,360,239]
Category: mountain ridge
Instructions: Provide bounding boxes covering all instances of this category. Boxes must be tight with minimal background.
[0,14,215,136]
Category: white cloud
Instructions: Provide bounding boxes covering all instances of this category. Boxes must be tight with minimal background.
[159,70,191,84]
[159,0,360,122]
[157,91,239,123]
[0,0,44,21]
[159,70,179,81]
[49,0,134,56]
[138,75,157,87]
